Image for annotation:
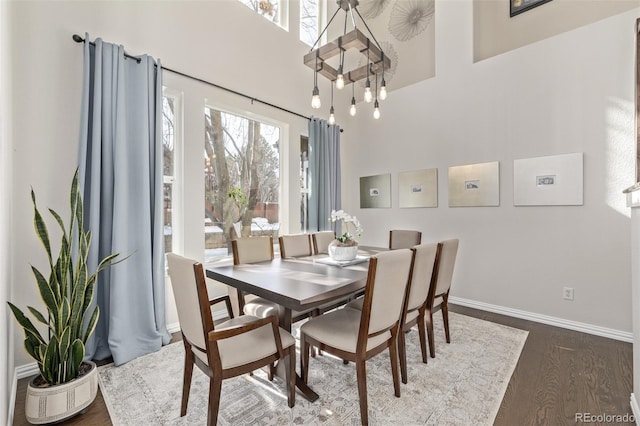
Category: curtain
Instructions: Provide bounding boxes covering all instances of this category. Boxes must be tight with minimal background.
[308,118,341,232]
[78,34,171,365]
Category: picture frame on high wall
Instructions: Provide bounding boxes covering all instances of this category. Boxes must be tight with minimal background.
[360,173,391,208]
[510,0,552,17]
[448,161,500,207]
[513,153,583,206]
[398,168,438,208]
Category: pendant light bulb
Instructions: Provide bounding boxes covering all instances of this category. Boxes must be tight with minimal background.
[373,100,380,120]
[336,66,345,90]
[328,106,336,125]
[379,79,387,100]
[364,79,373,103]
[311,86,321,109]
[350,97,357,116]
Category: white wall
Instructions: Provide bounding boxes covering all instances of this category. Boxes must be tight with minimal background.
[1,0,13,423]
[8,0,314,370]
[341,2,638,334]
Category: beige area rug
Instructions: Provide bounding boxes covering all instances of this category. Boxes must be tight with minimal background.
[98,312,527,425]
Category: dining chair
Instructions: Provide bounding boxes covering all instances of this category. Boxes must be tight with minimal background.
[389,229,422,250]
[398,242,440,383]
[233,236,313,323]
[167,253,296,426]
[279,233,313,258]
[344,242,441,383]
[299,249,414,426]
[231,236,275,316]
[311,230,336,254]
[425,238,459,358]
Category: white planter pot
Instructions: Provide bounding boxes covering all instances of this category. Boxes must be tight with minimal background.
[328,240,358,261]
[25,361,98,424]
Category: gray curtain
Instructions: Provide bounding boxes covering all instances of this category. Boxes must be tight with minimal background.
[308,118,341,232]
[78,34,171,365]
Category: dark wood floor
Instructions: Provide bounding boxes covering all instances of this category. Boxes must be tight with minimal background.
[12,305,633,425]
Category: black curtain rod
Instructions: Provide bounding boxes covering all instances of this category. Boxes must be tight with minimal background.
[72,34,317,123]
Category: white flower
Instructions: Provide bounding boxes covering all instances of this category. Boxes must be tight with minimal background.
[329,209,363,243]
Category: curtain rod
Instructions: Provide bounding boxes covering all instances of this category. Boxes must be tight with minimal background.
[72,34,316,123]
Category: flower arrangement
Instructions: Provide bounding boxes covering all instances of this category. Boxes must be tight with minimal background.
[329,209,363,246]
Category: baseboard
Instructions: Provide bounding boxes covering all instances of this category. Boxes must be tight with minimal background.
[630,394,640,425]
[449,296,633,343]
[166,308,227,335]
[15,360,39,380]
[166,321,181,334]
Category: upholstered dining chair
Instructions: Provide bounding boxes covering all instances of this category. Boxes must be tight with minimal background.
[344,242,441,383]
[279,233,313,258]
[299,249,414,426]
[389,229,422,250]
[398,242,440,383]
[231,236,275,316]
[167,253,296,426]
[311,230,336,254]
[233,236,313,323]
[425,238,459,358]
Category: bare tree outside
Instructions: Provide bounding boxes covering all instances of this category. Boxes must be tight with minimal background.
[300,0,319,47]
[162,96,175,253]
[238,0,281,25]
[204,107,280,261]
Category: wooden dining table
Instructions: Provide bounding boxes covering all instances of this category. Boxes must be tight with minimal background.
[205,246,384,402]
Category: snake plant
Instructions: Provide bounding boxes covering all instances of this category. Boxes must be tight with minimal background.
[8,170,121,385]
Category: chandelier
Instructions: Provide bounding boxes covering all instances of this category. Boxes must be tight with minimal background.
[304,0,391,122]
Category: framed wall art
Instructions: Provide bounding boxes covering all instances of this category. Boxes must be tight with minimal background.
[448,161,500,207]
[513,152,583,206]
[510,0,552,17]
[360,173,391,208]
[398,168,438,208]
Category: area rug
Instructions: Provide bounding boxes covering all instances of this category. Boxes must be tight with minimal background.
[98,312,528,425]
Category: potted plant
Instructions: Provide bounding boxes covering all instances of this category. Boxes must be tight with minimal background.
[8,170,122,424]
[328,209,363,261]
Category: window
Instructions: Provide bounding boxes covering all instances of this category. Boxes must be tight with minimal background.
[162,93,178,254]
[238,0,288,30]
[300,0,320,47]
[204,107,281,263]
[300,135,309,231]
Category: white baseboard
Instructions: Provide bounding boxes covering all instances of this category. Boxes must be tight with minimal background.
[166,321,181,334]
[630,394,640,425]
[15,360,39,380]
[449,296,633,343]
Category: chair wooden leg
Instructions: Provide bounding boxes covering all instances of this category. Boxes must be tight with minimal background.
[181,346,194,417]
[268,363,275,381]
[398,326,408,384]
[389,333,401,397]
[417,309,428,364]
[426,309,436,358]
[442,300,451,343]
[300,335,310,383]
[285,347,296,408]
[207,378,222,426]
[355,359,369,426]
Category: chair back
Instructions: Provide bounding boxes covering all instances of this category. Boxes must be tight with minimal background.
[232,236,274,265]
[432,239,459,297]
[279,234,312,258]
[405,243,440,312]
[389,230,422,250]
[167,253,213,352]
[362,249,414,336]
[311,231,336,254]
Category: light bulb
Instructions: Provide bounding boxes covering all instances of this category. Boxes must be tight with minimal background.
[373,100,380,119]
[311,86,321,109]
[328,106,335,125]
[379,81,387,100]
[350,98,357,116]
[364,79,372,103]
[336,74,345,90]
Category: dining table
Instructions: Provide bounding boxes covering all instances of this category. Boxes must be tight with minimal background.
[205,246,385,402]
